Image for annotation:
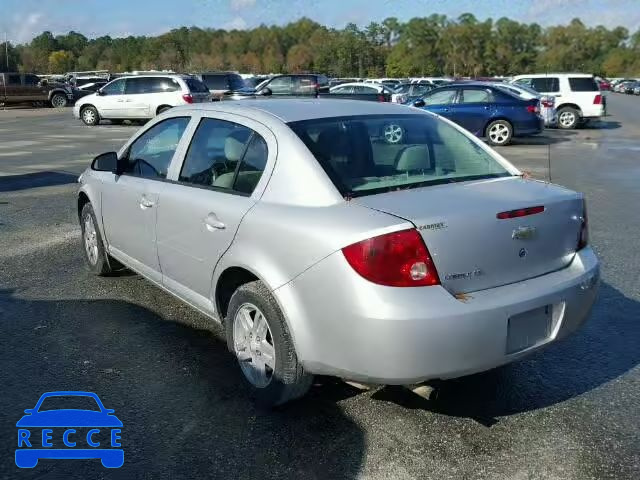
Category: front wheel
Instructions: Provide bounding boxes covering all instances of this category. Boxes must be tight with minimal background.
[81,106,100,126]
[557,107,579,129]
[80,203,113,276]
[225,280,313,407]
[486,119,513,146]
[50,93,67,108]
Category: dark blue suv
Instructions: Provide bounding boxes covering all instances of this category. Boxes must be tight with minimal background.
[411,83,543,146]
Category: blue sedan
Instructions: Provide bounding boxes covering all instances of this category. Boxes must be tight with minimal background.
[410,83,543,146]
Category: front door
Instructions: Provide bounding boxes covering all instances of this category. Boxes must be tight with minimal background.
[156,115,272,313]
[421,88,458,121]
[101,116,191,280]
[452,88,495,136]
[97,78,128,118]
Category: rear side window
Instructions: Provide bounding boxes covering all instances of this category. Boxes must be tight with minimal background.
[125,77,180,94]
[102,78,125,95]
[124,77,154,94]
[7,74,21,85]
[531,77,559,93]
[185,78,209,93]
[179,118,267,195]
[423,89,457,105]
[569,77,599,92]
[460,89,491,103]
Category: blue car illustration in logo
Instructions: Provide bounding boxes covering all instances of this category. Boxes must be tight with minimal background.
[16,391,123,468]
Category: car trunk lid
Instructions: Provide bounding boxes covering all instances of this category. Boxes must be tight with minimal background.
[352,177,583,294]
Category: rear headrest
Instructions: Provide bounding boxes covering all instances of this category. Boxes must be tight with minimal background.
[225,134,246,162]
[396,145,432,172]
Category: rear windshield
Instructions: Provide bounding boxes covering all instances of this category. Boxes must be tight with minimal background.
[185,77,210,93]
[569,77,599,92]
[289,114,512,197]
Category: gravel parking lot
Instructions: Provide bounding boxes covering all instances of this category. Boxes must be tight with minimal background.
[1,95,639,479]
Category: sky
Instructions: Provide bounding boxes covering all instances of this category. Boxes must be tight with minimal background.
[1,0,639,44]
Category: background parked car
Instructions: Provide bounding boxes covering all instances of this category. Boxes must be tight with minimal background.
[495,82,557,127]
[411,83,543,146]
[71,81,109,101]
[73,74,210,126]
[511,74,603,129]
[393,83,434,102]
[255,74,330,97]
[193,72,254,100]
[0,72,73,108]
[329,82,408,103]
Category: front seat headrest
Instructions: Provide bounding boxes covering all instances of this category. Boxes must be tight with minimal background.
[396,145,432,172]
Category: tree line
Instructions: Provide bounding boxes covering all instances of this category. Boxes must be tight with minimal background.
[1,14,639,77]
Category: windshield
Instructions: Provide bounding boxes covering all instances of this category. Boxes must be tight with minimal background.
[289,114,512,197]
[37,395,101,412]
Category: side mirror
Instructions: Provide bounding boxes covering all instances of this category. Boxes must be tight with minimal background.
[104,409,115,414]
[413,99,426,108]
[91,152,118,173]
[258,87,272,96]
[24,409,34,414]
[96,89,105,96]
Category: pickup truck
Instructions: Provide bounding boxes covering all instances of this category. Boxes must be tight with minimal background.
[0,73,73,108]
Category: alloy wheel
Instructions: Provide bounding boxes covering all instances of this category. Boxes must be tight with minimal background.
[83,109,96,124]
[559,111,576,128]
[83,215,99,265]
[488,123,510,145]
[233,303,276,388]
[383,124,403,144]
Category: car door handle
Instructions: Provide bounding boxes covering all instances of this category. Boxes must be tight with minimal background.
[442,108,449,112]
[139,196,155,209]
[203,213,225,231]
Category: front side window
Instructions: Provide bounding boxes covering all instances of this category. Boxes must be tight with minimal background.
[101,79,125,95]
[332,86,353,94]
[531,77,559,93]
[423,89,457,105]
[123,117,190,179]
[354,85,377,94]
[267,76,292,93]
[178,118,266,194]
[289,114,511,198]
[460,89,491,103]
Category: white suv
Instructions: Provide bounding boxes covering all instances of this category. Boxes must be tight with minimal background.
[73,75,211,126]
[510,74,603,129]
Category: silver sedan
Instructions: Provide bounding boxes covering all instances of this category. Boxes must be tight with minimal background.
[77,99,599,406]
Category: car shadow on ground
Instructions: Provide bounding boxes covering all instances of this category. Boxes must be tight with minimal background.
[0,171,78,192]
[0,290,365,479]
[372,282,640,427]
[588,119,622,130]
[508,129,578,146]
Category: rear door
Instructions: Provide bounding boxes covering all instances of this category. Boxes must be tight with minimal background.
[452,87,494,135]
[156,114,273,312]
[23,74,47,101]
[5,74,24,102]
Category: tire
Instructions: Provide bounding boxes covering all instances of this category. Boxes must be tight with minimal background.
[80,203,113,276]
[557,107,579,129]
[157,105,172,115]
[81,106,100,126]
[50,93,67,108]
[225,280,313,407]
[383,123,404,144]
[485,119,513,146]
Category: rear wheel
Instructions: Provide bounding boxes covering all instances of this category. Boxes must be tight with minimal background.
[557,107,579,129]
[157,105,172,115]
[225,280,313,407]
[486,119,513,146]
[50,93,67,108]
[81,106,100,126]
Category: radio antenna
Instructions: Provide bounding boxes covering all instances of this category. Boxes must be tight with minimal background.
[547,140,552,183]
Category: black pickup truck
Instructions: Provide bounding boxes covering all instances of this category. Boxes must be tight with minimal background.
[0,72,73,108]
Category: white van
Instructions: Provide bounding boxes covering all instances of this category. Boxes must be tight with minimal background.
[73,75,211,126]
[510,73,603,129]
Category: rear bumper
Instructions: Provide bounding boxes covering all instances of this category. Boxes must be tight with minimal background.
[275,247,599,384]
[513,117,544,136]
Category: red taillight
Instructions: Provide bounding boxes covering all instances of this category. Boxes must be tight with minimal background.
[182,93,194,104]
[593,94,602,105]
[497,206,545,219]
[526,104,539,114]
[342,229,440,287]
[542,100,554,108]
[578,199,589,250]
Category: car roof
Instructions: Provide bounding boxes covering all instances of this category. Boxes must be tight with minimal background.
[174,98,418,123]
[331,82,381,88]
[513,73,594,78]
